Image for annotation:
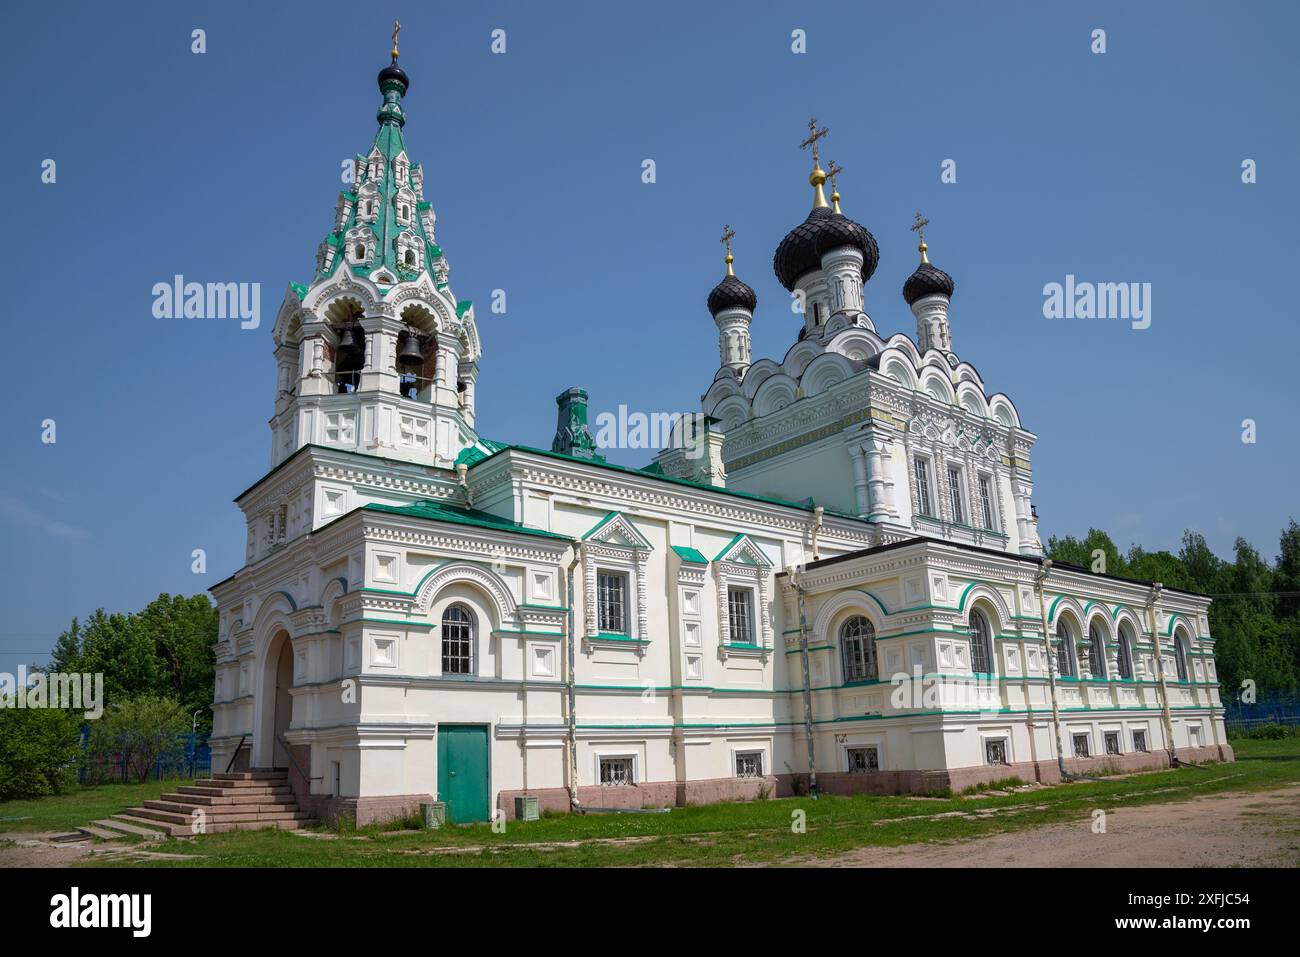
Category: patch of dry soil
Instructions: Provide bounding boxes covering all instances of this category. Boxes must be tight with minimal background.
[801,784,1300,867]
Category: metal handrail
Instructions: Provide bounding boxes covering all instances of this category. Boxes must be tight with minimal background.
[276,734,320,787]
[224,733,247,773]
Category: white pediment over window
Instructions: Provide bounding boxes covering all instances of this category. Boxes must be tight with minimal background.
[713,534,772,567]
[582,511,653,551]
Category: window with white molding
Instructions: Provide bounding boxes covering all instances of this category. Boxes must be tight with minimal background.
[598,756,635,786]
[846,746,879,773]
[734,751,764,778]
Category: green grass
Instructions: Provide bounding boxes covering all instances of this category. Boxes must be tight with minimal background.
[0,777,197,833]
[54,737,1299,867]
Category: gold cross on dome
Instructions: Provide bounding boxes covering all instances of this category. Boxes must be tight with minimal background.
[910,212,929,244]
[720,224,736,274]
[391,20,401,63]
[826,160,843,192]
[800,118,829,167]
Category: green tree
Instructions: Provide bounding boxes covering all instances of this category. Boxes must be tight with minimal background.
[0,707,81,800]
[86,695,189,784]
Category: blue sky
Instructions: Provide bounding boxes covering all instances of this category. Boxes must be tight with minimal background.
[2,0,1297,665]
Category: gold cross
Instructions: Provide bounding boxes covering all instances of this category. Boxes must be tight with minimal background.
[910,211,929,244]
[800,118,829,167]
[826,160,843,193]
[721,224,736,274]
[391,20,401,63]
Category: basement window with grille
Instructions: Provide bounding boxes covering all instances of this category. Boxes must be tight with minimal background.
[846,746,879,773]
[735,751,764,778]
[599,756,634,787]
[1073,733,1091,758]
[1133,730,1148,752]
[985,738,1009,766]
[1105,731,1122,756]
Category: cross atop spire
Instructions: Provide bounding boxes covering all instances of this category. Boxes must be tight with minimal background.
[391,19,401,63]
[800,118,831,210]
[800,118,829,169]
[720,224,736,276]
[827,160,844,214]
[911,212,930,263]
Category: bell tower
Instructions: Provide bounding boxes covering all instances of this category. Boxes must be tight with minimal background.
[266,25,482,469]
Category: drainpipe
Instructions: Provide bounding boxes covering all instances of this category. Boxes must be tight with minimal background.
[791,569,818,799]
[565,544,582,809]
[793,505,825,798]
[1145,583,1178,766]
[1033,560,1069,780]
[455,463,473,508]
[809,506,825,562]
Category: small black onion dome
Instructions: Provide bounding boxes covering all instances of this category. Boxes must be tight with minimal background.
[903,260,955,306]
[774,207,881,290]
[378,63,410,93]
[707,274,758,316]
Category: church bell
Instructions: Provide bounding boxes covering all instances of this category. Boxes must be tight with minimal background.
[337,326,360,353]
[397,332,424,368]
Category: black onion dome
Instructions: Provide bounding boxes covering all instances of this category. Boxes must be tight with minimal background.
[773,206,832,290]
[902,260,955,305]
[378,63,410,93]
[773,207,880,290]
[817,213,879,282]
[707,274,757,316]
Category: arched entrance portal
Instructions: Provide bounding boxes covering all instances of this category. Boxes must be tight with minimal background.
[256,630,294,769]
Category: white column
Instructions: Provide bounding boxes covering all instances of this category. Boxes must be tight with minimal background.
[849,445,870,516]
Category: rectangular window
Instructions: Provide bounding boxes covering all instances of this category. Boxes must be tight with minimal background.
[985,738,1009,766]
[947,467,966,525]
[597,572,627,635]
[1104,731,1121,756]
[1133,730,1148,752]
[1073,733,1091,758]
[846,746,879,773]
[728,586,754,645]
[913,456,933,516]
[979,475,996,530]
[735,751,763,778]
[599,756,634,787]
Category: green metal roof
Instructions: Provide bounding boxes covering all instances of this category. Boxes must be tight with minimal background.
[362,500,573,542]
[671,545,708,564]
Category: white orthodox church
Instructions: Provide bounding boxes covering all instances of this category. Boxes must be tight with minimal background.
[209,47,1231,825]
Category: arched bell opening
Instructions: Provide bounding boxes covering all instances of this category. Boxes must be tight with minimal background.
[327,299,366,394]
[397,303,439,401]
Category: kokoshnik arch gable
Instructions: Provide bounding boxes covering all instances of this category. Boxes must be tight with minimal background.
[209,37,1230,826]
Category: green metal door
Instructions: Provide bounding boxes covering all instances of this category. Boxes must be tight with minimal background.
[437,724,490,824]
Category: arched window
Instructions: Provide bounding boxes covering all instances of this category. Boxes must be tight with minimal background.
[404,249,416,267]
[969,609,993,675]
[840,615,877,683]
[441,604,474,675]
[354,243,366,260]
[1116,622,1135,679]
[1087,622,1107,678]
[1174,632,1190,682]
[1055,619,1076,677]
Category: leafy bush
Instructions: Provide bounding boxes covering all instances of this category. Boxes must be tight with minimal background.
[84,695,189,783]
[0,706,81,800]
[1244,723,1296,740]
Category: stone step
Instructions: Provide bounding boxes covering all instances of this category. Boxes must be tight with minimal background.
[201,818,316,834]
[192,778,289,790]
[161,790,296,807]
[179,784,292,798]
[212,770,288,781]
[91,816,168,840]
[144,798,298,817]
[125,805,309,827]
[76,825,126,841]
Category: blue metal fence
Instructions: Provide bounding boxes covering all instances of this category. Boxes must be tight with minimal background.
[77,729,211,784]
[1222,690,1300,736]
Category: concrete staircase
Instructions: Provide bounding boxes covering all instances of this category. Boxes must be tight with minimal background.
[77,770,315,840]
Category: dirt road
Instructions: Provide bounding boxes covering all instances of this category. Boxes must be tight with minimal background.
[804,784,1300,867]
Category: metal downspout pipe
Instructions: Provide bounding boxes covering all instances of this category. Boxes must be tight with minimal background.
[794,506,825,798]
[1033,560,1070,780]
[565,544,582,810]
[1145,583,1179,767]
